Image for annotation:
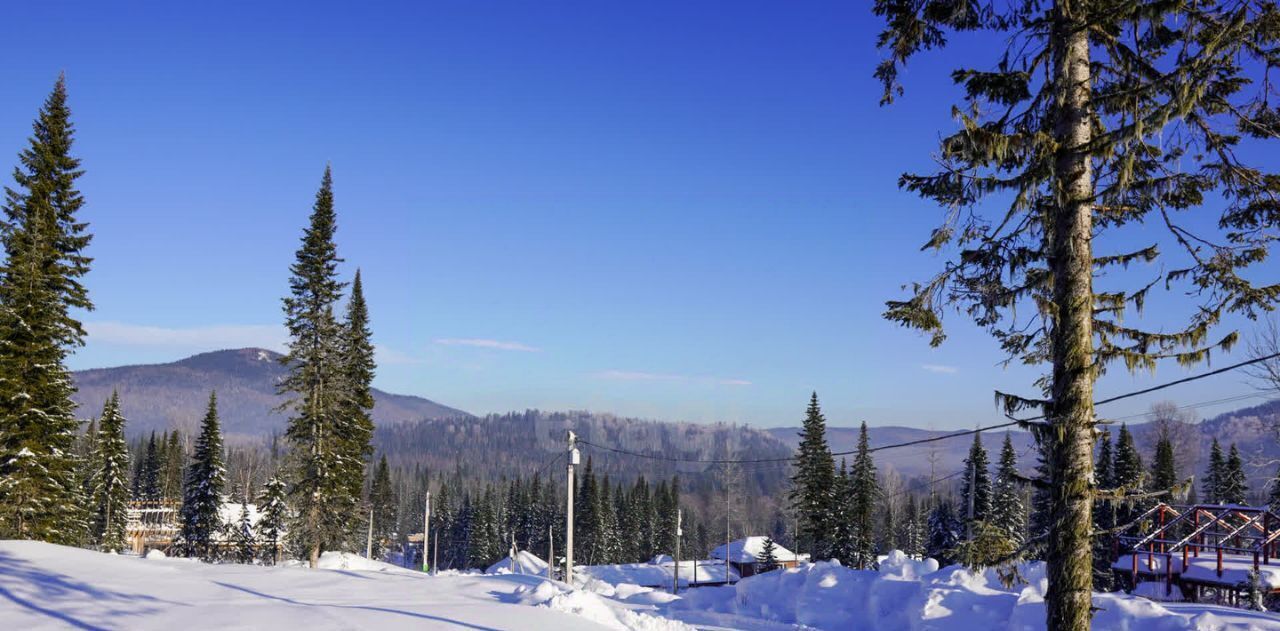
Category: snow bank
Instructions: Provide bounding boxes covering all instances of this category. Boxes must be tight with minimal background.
[280,550,429,574]
[668,551,1279,630]
[514,580,695,631]
[486,549,550,575]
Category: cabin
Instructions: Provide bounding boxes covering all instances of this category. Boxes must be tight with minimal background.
[710,536,804,578]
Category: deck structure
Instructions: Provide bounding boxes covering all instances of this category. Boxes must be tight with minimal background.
[1113,503,1280,606]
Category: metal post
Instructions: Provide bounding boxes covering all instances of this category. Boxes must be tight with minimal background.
[673,508,682,595]
[423,490,432,572]
[366,508,374,559]
[548,524,554,581]
[566,431,578,587]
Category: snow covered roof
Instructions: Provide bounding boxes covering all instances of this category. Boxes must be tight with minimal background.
[486,550,549,576]
[709,537,798,564]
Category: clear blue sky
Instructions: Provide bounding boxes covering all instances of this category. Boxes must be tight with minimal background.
[1,1,1271,429]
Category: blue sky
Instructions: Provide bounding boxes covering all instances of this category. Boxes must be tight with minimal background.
[0,1,1273,429]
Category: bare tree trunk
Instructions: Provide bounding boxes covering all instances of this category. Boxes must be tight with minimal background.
[1046,2,1096,630]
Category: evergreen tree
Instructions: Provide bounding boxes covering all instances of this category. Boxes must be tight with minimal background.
[231,502,255,564]
[134,432,162,501]
[960,433,992,527]
[1150,431,1179,497]
[847,422,878,569]
[0,75,94,544]
[990,434,1025,550]
[88,392,130,552]
[256,474,287,565]
[789,392,836,560]
[1092,432,1117,591]
[1269,466,1280,516]
[927,499,963,567]
[1113,424,1145,524]
[368,455,396,559]
[162,431,185,502]
[1222,445,1249,505]
[178,392,226,562]
[280,166,352,567]
[1204,439,1226,503]
[338,269,376,526]
[901,494,925,559]
[872,1,1280,626]
[756,536,779,572]
[830,459,856,565]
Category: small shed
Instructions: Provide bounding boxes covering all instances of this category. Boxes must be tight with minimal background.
[710,536,803,578]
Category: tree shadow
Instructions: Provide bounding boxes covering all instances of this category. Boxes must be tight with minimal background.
[0,550,185,629]
[212,581,504,630]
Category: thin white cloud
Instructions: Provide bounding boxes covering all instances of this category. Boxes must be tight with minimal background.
[86,321,287,351]
[595,370,751,386]
[375,344,423,366]
[921,363,959,375]
[435,338,541,352]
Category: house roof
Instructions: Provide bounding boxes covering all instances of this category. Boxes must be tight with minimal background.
[709,536,797,564]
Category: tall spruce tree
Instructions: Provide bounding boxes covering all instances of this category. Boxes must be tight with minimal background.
[960,433,992,528]
[1150,432,1178,497]
[872,2,1280,627]
[338,269,376,521]
[1092,431,1117,591]
[789,392,836,560]
[256,474,288,565]
[1204,439,1226,503]
[902,494,925,559]
[0,75,94,543]
[280,166,351,567]
[848,422,878,569]
[1113,424,1145,524]
[88,392,130,552]
[368,454,396,559]
[927,499,963,566]
[990,434,1025,551]
[134,432,162,501]
[179,392,226,562]
[1222,445,1249,505]
[163,431,185,502]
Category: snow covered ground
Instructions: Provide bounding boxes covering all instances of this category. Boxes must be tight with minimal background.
[4,541,1280,630]
[0,540,683,630]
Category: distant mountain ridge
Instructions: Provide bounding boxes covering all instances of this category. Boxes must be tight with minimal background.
[72,348,469,439]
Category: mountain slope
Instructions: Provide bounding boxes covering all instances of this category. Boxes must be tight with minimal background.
[72,348,469,438]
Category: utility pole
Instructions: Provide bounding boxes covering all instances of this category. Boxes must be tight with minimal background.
[366,508,374,559]
[548,524,554,581]
[423,489,432,573]
[672,508,682,595]
[565,431,579,586]
[433,530,439,575]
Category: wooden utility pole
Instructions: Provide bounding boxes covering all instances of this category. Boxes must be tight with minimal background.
[565,431,578,586]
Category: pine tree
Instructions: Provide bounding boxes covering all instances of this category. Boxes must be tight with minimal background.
[1222,445,1249,505]
[756,536,779,572]
[927,499,963,567]
[789,392,836,560]
[232,502,255,564]
[1150,431,1178,497]
[88,392,130,552]
[163,431,185,502]
[1113,424,1145,525]
[280,166,352,567]
[0,75,94,544]
[990,434,1025,551]
[1205,439,1226,504]
[338,269,376,526]
[848,422,878,569]
[256,474,288,565]
[901,494,925,559]
[368,455,396,559]
[178,392,226,562]
[960,433,992,527]
[872,2,1280,626]
[134,432,162,501]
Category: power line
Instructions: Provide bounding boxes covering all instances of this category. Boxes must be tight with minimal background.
[577,351,1280,466]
